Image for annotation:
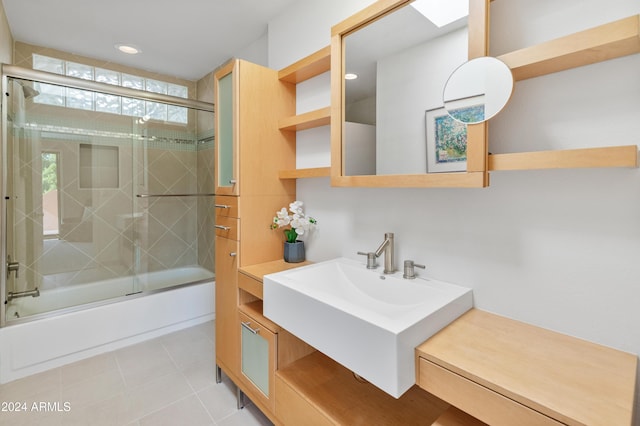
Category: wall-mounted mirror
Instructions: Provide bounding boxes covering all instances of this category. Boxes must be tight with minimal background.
[443,56,514,124]
[331,0,492,188]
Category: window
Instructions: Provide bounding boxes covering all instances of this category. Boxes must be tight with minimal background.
[32,54,189,124]
[42,151,60,237]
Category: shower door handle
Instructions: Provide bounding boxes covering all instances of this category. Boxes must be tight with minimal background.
[6,255,19,279]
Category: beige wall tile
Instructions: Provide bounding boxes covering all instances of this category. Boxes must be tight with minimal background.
[0,1,12,64]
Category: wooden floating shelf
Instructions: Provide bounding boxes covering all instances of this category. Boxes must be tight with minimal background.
[279,107,331,131]
[279,167,331,179]
[498,15,640,81]
[488,145,638,171]
[278,46,331,84]
[332,171,488,188]
[275,351,449,426]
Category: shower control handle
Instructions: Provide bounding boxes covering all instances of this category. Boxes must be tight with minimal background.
[6,255,19,279]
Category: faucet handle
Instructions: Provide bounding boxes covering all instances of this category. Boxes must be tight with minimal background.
[357,251,378,269]
[403,260,425,279]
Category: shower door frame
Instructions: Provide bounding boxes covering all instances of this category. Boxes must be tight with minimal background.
[0,64,215,327]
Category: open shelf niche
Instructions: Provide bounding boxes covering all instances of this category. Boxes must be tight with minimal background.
[490,14,640,171]
[277,46,332,179]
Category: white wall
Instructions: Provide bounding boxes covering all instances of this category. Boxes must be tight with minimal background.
[268,0,640,421]
[235,33,269,67]
[268,0,375,70]
[376,28,467,174]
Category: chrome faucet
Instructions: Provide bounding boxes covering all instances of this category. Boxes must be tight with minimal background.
[375,232,395,274]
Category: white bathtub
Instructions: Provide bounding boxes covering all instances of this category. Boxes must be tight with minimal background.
[0,266,215,384]
[6,266,214,319]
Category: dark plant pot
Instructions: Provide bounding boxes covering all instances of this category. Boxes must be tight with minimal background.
[284,241,305,263]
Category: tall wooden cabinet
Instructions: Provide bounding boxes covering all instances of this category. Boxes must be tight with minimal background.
[213,58,297,399]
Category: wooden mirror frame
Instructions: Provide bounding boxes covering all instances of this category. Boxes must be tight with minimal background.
[330,0,491,188]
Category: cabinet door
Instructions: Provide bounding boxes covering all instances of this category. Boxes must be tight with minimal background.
[214,60,239,195]
[239,310,277,411]
[215,236,239,375]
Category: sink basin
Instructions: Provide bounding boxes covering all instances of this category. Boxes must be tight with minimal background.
[263,257,472,398]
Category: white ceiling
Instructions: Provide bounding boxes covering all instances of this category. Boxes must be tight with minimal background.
[2,0,300,81]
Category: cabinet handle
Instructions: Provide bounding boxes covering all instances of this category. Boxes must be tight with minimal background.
[215,204,231,209]
[241,321,260,334]
[229,252,237,257]
[229,179,237,185]
[214,225,231,231]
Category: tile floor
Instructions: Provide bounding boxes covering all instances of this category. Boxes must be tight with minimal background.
[0,321,273,426]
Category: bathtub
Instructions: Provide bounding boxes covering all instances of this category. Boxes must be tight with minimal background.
[6,266,215,320]
[0,266,215,384]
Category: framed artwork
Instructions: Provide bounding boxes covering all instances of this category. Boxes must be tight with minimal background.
[444,95,486,123]
[425,102,484,173]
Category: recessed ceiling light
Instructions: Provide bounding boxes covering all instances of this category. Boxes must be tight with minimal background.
[115,44,141,55]
[411,0,468,28]
[345,73,358,80]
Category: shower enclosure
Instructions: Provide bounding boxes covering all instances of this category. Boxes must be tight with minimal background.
[1,65,216,325]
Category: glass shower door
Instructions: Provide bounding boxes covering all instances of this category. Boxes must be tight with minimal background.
[4,78,45,321]
[2,70,215,324]
[3,77,138,322]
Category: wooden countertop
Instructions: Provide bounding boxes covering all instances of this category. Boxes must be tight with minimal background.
[238,259,312,300]
[239,259,312,282]
[416,309,638,425]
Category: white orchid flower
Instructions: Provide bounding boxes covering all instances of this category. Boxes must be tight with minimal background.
[289,201,304,215]
[271,200,317,241]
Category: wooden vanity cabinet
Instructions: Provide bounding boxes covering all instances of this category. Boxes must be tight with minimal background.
[236,263,316,422]
[236,263,455,425]
[416,309,638,426]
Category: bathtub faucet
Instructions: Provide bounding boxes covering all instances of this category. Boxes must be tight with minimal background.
[7,287,40,302]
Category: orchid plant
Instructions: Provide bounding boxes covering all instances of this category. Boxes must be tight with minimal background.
[270,200,317,243]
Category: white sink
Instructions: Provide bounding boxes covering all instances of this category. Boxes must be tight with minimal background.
[263,257,472,398]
